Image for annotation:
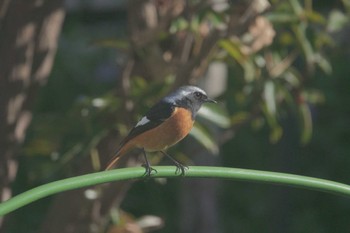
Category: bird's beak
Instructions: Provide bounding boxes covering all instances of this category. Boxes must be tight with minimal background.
[205,98,217,104]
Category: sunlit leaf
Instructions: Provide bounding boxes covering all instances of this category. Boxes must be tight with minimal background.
[263,81,276,115]
[288,0,303,15]
[315,53,332,75]
[327,10,349,33]
[299,102,313,145]
[242,59,256,82]
[266,12,299,23]
[293,24,315,70]
[190,123,219,154]
[219,39,258,82]
[282,68,302,87]
[197,104,231,128]
[261,103,283,143]
[218,39,246,64]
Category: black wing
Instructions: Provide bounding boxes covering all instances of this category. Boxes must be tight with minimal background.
[119,100,175,146]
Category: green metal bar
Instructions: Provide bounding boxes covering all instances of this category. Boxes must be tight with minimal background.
[1,166,350,216]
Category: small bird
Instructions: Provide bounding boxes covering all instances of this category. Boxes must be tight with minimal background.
[105,85,216,175]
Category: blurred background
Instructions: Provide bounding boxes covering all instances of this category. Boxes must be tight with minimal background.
[1,0,350,232]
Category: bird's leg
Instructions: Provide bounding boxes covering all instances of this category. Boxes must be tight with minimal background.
[141,148,157,177]
[160,151,188,176]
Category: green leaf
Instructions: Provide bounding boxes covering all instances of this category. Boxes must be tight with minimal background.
[282,68,302,88]
[190,123,218,154]
[261,103,283,143]
[170,17,189,33]
[305,10,327,24]
[304,89,325,105]
[288,0,303,15]
[218,39,246,64]
[266,12,299,23]
[315,53,332,75]
[293,24,315,70]
[327,10,349,33]
[242,59,256,82]
[263,81,276,115]
[299,102,313,145]
[197,104,231,128]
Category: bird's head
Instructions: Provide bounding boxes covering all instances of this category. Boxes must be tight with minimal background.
[165,85,216,117]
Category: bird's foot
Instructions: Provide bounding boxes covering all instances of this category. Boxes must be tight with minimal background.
[160,150,188,176]
[173,161,189,176]
[142,163,157,177]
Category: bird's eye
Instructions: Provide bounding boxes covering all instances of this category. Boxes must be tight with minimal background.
[194,91,203,99]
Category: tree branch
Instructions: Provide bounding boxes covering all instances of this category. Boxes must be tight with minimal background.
[1,166,350,217]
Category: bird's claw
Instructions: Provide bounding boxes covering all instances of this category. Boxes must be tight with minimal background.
[142,163,157,177]
[174,162,189,176]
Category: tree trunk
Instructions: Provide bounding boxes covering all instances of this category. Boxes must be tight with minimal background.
[0,0,65,230]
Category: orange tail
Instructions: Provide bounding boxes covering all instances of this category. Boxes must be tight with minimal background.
[105,142,134,170]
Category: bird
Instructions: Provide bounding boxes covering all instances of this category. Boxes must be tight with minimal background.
[105,85,216,176]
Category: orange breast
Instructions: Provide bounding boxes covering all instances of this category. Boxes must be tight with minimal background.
[132,107,194,151]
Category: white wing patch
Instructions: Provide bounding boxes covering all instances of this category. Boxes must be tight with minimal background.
[135,116,150,127]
